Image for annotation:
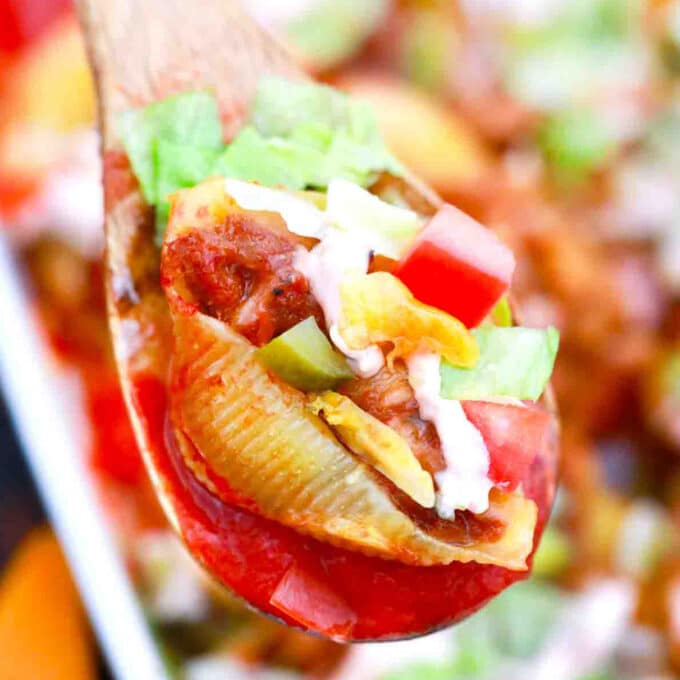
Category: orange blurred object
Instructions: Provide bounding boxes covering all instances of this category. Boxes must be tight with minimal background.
[0,527,96,680]
[0,11,95,216]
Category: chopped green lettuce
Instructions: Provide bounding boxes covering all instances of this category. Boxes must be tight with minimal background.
[250,77,402,183]
[154,140,222,236]
[457,581,564,661]
[117,79,402,240]
[214,127,323,190]
[382,662,459,680]
[325,179,422,259]
[381,581,565,680]
[441,326,559,402]
[118,91,223,204]
[504,0,643,112]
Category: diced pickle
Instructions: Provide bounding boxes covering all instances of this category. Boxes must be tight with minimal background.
[256,317,354,392]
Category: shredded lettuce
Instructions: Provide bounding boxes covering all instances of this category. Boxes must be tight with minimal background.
[382,662,459,680]
[504,0,643,112]
[215,127,322,190]
[117,79,402,240]
[154,140,222,235]
[456,581,564,663]
[441,326,559,402]
[326,179,422,259]
[118,91,223,205]
[251,77,402,184]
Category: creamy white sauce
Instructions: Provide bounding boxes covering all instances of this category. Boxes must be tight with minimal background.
[326,178,422,260]
[407,352,492,516]
[293,230,384,378]
[224,179,327,239]
[222,179,513,516]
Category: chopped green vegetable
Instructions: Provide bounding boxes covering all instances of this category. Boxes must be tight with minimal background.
[504,0,643,112]
[578,671,615,680]
[154,140,222,239]
[532,526,572,578]
[118,79,403,240]
[256,317,354,391]
[118,91,223,204]
[383,581,566,679]
[441,326,559,402]
[326,179,422,259]
[382,661,459,680]
[214,126,322,190]
[251,77,402,183]
[490,295,513,327]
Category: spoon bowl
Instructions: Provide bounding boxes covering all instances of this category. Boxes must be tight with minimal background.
[76,0,558,641]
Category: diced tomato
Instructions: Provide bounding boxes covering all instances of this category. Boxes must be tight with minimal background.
[394,204,515,328]
[270,564,357,639]
[463,400,557,493]
[0,0,70,53]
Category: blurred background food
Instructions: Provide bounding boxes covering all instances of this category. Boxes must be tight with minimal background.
[0,0,679,678]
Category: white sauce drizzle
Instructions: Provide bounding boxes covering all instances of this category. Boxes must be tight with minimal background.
[293,230,384,378]
[406,352,493,516]
[221,178,501,517]
[224,178,327,239]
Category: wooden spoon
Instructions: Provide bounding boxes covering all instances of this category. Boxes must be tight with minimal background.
[75,0,558,641]
[75,0,301,531]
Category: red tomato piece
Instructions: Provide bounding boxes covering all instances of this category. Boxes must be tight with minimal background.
[463,400,557,493]
[270,564,357,639]
[395,204,515,328]
[0,0,69,53]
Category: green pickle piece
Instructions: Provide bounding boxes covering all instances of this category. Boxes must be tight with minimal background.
[256,317,354,391]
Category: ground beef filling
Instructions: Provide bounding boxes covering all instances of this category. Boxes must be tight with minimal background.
[162,214,324,346]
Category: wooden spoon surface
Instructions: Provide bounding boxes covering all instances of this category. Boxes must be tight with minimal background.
[75,0,558,641]
[75,0,303,531]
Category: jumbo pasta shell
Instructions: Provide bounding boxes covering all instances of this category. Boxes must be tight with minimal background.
[170,309,536,570]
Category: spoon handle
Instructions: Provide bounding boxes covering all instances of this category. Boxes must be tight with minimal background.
[74,0,300,145]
